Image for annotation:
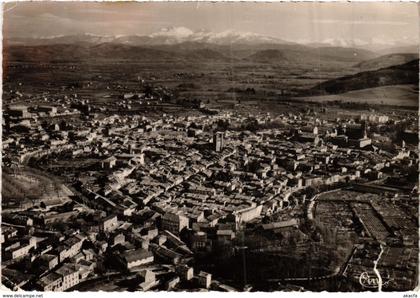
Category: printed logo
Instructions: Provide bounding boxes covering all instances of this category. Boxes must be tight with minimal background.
[359,271,392,289]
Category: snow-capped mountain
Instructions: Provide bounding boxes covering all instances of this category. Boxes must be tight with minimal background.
[6,27,417,55]
[7,27,292,46]
[145,26,289,45]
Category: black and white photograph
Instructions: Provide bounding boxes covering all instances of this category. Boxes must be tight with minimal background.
[1,1,419,293]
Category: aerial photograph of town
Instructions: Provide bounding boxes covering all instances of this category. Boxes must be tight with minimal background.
[1,1,419,293]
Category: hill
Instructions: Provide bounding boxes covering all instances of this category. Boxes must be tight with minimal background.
[184,49,232,62]
[306,59,419,95]
[4,44,92,63]
[354,53,419,71]
[245,47,375,65]
[4,43,232,63]
[378,45,419,56]
[5,42,375,66]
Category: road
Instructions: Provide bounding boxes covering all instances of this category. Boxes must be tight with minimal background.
[267,266,340,283]
[69,272,126,291]
[307,188,343,221]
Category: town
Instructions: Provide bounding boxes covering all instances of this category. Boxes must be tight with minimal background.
[2,84,418,291]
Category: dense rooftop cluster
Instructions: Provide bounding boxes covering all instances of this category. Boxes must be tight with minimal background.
[2,98,418,292]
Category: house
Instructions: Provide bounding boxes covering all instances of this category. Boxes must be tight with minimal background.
[142,227,158,240]
[101,215,119,232]
[166,276,180,290]
[175,264,194,281]
[2,227,18,242]
[230,205,262,227]
[38,105,58,116]
[161,211,189,235]
[56,246,68,263]
[138,269,155,284]
[55,264,80,291]
[197,271,212,289]
[111,232,125,246]
[101,156,117,169]
[82,249,95,261]
[37,272,62,291]
[63,235,85,259]
[297,132,320,146]
[5,237,37,260]
[150,243,182,265]
[75,262,94,280]
[8,105,30,118]
[4,214,33,226]
[137,269,157,290]
[96,241,108,253]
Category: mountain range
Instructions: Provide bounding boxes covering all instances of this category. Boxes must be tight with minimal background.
[6,40,419,71]
[4,42,378,66]
[6,26,418,54]
[6,27,291,47]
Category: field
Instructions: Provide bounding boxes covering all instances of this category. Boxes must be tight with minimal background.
[3,59,357,107]
[2,167,73,209]
[5,58,417,111]
[298,85,418,107]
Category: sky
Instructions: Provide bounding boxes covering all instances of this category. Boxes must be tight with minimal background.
[3,1,419,45]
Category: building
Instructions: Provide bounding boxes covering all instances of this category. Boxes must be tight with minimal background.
[191,231,208,252]
[37,272,62,291]
[197,271,212,289]
[175,265,194,281]
[38,106,58,116]
[361,114,389,124]
[161,211,189,235]
[101,156,117,169]
[343,123,367,139]
[8,105,30,118]
[332,122,372,148]
[5,237,37,260]
[213,132,224,152]
[55,264,80,291]
[348,137,372,148]
[101,215,118,232]
[166,276,180,290]
[4,214,33,226]
[138,269,155,284]
[230,205,263,227]
[39,254,59,270]
[111,233,125,246]
[63,235,85,259]
[297,132,320,146]
[329,135,348,147]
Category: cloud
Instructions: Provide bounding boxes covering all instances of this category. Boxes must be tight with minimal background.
[312,19,410,26]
